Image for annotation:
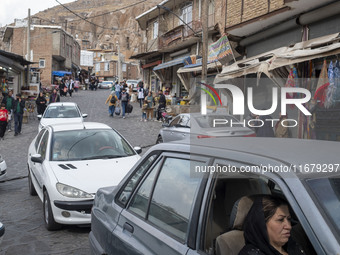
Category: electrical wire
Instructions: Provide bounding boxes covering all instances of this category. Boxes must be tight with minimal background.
[71,0,148,21]
[55,0,113,30]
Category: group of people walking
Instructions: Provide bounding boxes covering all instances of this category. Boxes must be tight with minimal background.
[0,91,26,139]
[136,81,166,122]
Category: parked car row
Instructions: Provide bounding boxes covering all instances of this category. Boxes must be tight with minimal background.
[28,105,339,255]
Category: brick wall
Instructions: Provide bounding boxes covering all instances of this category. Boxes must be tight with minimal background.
[226,0,284,27]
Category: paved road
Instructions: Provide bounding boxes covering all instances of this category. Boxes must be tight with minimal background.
[0,89,162,255]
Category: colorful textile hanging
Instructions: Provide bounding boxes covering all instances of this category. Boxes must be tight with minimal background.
[314,60,329,107]
[333,60,340,104]
[208,34,234,65]
[325,61,335,108]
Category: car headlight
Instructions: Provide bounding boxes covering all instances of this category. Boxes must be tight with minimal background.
[56,183,93,198]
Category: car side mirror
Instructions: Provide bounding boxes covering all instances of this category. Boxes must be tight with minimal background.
[162,123,170,127]
[31,154,43,164]
[37,114,42,120]
[82,114,88,118]
[134,146,142,154]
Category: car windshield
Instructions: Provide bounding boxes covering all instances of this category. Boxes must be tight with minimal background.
[44,105,80,118]
[194,115,241,128]
[305,177,340,238]
[51,129,136,161]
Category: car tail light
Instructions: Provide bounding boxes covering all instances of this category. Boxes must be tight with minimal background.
[197,135,216,139]
[243,133,256,137]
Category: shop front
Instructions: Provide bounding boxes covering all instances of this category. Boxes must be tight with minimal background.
[214,33,340,141]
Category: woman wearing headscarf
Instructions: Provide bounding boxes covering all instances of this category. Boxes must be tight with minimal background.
[36,92,47,115]
[239,196,304,255]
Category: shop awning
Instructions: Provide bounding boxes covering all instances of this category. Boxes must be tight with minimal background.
[214,33,340,84]
[153,56,190,71]
[52,71,72,76]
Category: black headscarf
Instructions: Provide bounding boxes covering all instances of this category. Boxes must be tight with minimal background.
[239,197,303,255]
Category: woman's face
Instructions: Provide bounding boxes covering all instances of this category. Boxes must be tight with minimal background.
[266,205,292,248]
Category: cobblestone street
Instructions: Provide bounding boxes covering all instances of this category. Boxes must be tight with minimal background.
[0,89,162,255]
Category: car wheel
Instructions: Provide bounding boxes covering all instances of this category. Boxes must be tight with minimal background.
[43,190,61,230]
[156,135,163,144]
[28,169,37,196]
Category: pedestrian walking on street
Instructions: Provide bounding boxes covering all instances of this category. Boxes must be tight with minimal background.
[0,103,9,140]
[119,88,130,119]
[157,90,166,122]
[1,90,14,132]
[145,91,154,121]
[68,78,74,97]
[49,89,60,104]
[36,92,47,115]
[137,86,145,108]
[141,100,147,122]
[115,82,121,98]
[13,93,25,136]
[105,91,119,117]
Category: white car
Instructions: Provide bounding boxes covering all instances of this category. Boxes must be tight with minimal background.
[38,102,88,131]
[0,154,7,181]
[126,79,140,92]
[98,81,113,89]
[27,122,141,230]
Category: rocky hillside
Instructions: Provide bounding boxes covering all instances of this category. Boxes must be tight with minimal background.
[3,0,163,59]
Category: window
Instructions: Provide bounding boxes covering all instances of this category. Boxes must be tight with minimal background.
[128,160,161,218]
[180,4,192,25]
[35,130,46,150]
[37,131,49,160]
[153,21,158,39]
[148,158,201,241]
[169,116,181,127]
[104,62,110,71]
[118,154,158,205]
[95,63,100,72]
[178,115,190,127]
[39,59,45,68]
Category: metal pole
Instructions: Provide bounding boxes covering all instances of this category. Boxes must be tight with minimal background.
[117,41,122,82]
[201,0,209,115]
[27,8,31,87]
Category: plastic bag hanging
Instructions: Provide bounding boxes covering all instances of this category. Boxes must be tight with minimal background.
[314,59,329,107]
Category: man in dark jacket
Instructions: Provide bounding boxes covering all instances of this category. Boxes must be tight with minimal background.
[13,93,25,136]
[157,90,166,122]
[1,90,14,131]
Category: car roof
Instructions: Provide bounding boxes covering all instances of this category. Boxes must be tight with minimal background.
[48,102,78,107]
[47,122,111,132]
[152,137,340,178]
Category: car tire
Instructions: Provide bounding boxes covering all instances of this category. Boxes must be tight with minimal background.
[28,169,37,196]
[156,135,163,144]
[43,190,61,231]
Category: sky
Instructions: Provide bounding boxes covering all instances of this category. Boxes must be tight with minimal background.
[0,0,74,27]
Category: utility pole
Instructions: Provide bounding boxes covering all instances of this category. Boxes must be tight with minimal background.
[201,0,209,114]
[27,8,31,87]
[116,41,122,82]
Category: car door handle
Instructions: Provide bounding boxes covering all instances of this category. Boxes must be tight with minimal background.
[123,222,134,234]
